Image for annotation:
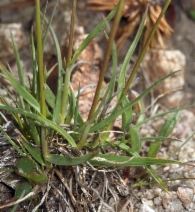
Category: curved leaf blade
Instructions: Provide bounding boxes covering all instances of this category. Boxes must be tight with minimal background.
[90,71,180,132]
[148,141,162,158]
[90,154,182,167]
[46,152,98,165]
[42,15,63,123]
[0,64,40,112]
[158,111,181,137]
[0,105,76,147]
[71,5,117,66]
[129,124,141,153]
[136,105,195,128]
[23,142,44,165]
[146,165,168,192]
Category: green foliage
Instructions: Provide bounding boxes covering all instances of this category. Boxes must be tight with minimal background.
[89,154,182,167]
[148,141,162,158]
[158,111,181,137]
[16,157,48,184]
[14,183,32,200]
[0,0,187,200]
[47,151,98,166]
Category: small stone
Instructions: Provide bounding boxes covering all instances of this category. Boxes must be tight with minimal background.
[177,186,194,206]
[144,190,155,200]
[153,187,162,196]
[140,198,155,212]
[161,192,173,208]
[136,191,142,197]
[169,164,180,173]
[153,197,162,206]
[141,198,154,207]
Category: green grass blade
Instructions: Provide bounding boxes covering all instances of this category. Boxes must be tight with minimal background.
[30,27,38,99]
[140,137,181,142]
[117,7,147,96]
[76,87,111,148]
[0,94,25,131]
[77,81,111,135]
[14,183,32,201]
[0,127,25,156]
[108,43,117,100]
[45,84,56,109]
[158,111,181,137]
[0,105,76,147]
[77,123,91,150]
[90,71,179,132]
[3,87,19,107]
[41,0,48,29]
[121,0,172,97]
[71,5,117,66]
[136,105,195,128]
[6,65,31,132]
[42,15,63,123]
[129,124,141,153]
[26,118,40,146]
[42,0,58,48]
[23,142,44,165]
[114,141,137,156]
[121,97,132,131]
[6,63,26,112]
[46,63,58,79]
[116,8,147,130]
[65,88,75,124]
[60,0,77,124]
[88,0,124,120]
[46,152,98,165]
[36,0,46,118]
[90,154,182,167]
[10,35,39,144]
[0,65,40,112]
[145,166,168,191]
[101,18,117,101]
[148,141,162,158]
[131,90,145,125]
[73,85,81,131]
[10,33,25,86]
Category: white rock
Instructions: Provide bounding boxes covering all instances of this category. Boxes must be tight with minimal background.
[141,49,186,108]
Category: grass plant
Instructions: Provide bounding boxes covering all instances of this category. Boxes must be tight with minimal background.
[0,0,192,210]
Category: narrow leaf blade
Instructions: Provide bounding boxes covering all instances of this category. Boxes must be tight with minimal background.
[90,71,180,132]
[90,154,182,167]
[46,152,98,166]
[0,105,77,147]
[158,111,181,137]
[129,124,141,153]
[0,65,40,112]
[148,141,162,158]
[71,5,117,65]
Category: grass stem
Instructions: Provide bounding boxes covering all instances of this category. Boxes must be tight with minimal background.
[36,0,51,165]
[121,0,171,98]
[60,0,77,124]
[87,0,125,120]
[35,0,46,117]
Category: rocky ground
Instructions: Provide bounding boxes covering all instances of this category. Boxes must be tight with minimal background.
[1,0,195,211]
